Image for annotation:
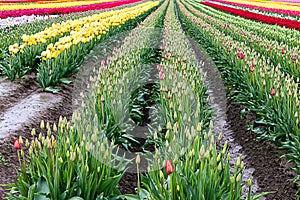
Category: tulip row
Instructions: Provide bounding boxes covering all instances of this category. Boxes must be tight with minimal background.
[211,0,300,17]
[183,0,300,79]
[37,1,159,90]
[0,0,140,19]
[0,0,141,51]
[6,1,168,199]
[0,1,152,85]
[202,1,300,31]
[177,0,300,190]
[0,0,109,11]
[136,1,260,199]
[218,0,300,12]
[211,0,300,21]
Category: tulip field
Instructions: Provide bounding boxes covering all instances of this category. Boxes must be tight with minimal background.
[0,0,299,199]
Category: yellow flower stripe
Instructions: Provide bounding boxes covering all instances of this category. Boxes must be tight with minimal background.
[222,0,300,12]
[40,1,159,60]
[9,6,116,55]
[0,0,111,11]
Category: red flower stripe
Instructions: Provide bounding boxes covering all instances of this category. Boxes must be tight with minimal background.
[202,1,300,31]
[210,0,300,17]
[0,0,140,19]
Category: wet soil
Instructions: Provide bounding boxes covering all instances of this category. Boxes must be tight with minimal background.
[0,78,73,198]
[226,98,298,200]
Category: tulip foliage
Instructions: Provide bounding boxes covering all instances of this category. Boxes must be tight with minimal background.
[177,0,300,191]
[133,1,263,199]
[0,0,155,87]
[6,1,166,199]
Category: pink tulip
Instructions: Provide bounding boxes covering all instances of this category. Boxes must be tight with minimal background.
[270,88,276,96]
[292,55,297,62]
[166,160,174,175]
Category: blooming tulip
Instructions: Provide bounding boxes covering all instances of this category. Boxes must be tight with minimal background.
[166,160,174,175]
[14,139,21,149]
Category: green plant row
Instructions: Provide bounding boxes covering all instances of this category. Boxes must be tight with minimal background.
[177,0,300,193]
[183,0,300,79]
[5,1,168,199]
[125,0,266,199]
[194,1,300,47]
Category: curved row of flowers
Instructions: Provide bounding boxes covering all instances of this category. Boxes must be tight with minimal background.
[0,1,156,88]
[183,0,300,79]
[211,0,300,17]
[0,0,109,11]
[209,0,300,21]
[202,1,300,31]
[177,0,300,191]
[0,0,140,19]
[0,0,142,51]
[136,1,259,199]
[6,1,166,199]
[214,0,300,13]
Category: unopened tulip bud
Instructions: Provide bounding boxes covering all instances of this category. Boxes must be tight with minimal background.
[40,120,45,129]
[136,154,141,165]
[248,178,252,186]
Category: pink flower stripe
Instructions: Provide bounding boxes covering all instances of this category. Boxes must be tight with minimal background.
[0,0,140,19]
[202,1,300,31]
[210,0,300,17]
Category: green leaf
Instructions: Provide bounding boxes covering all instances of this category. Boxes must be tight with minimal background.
[44,86,61,93]
[60,78,72,84]
[36,176,50,195]
[69,197,84,200]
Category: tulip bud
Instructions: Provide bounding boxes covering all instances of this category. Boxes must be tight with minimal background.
[248,178,252,186]
[40,120,45,129]
[136,154,141,165]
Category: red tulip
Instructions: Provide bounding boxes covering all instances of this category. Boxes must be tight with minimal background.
[270,45,273,50]
[229,42,232,47]
[14,139,21,149]
[292,55,297,62]
[166,160,174,175]
[270,88,276,96]
[281,49,285,55]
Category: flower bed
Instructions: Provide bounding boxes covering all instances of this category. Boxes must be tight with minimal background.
[0,0,140,19]
[211,0,300,17]
[177,0,300,192]
[202,1,300,31]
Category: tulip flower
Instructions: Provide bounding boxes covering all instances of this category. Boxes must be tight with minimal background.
[250,65,255,72]
[14,139,21,149]
[281,49,285,55]
[292,55,297,62]
[238,52,245,59]
[166,160,174,175]
[270,88,276,96]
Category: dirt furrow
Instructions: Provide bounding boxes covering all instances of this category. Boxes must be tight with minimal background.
[0,75,40,116]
